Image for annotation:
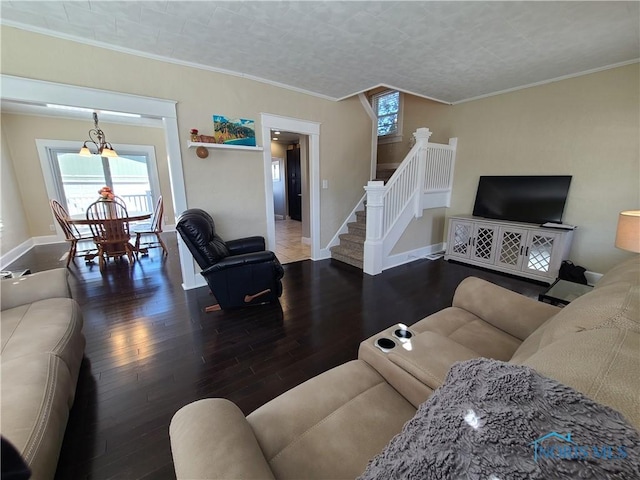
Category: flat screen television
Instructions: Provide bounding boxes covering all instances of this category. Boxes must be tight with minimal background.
[472,175,572,225]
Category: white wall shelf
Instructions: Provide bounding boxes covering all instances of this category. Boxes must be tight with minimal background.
[188,141,263,152]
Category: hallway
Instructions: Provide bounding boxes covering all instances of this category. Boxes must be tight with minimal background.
[274,219,310,264]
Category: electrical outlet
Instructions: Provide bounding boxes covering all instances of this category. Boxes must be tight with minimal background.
[49,224,56,232]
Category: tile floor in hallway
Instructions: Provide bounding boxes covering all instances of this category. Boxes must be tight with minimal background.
[274,218,310,264]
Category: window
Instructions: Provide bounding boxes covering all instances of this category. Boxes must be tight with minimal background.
[372,90,403,144]
[37,140,161,218]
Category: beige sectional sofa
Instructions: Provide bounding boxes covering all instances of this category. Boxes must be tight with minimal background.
[1,268,85,480]
[170,257,640,479]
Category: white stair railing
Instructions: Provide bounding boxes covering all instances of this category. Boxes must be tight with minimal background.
[364,128,457,275]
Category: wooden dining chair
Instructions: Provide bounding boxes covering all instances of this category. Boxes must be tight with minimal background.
[50,199,97,267]
[86,199,136,271]
[133,195,168,257]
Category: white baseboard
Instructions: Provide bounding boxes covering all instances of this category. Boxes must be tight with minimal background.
[33,234,62,245]
[301,236,311,245]
[274,214,284,220]
[585,270,603,286]
[182,275,208,290]
[0,238,35,270]
[382,243,445,272]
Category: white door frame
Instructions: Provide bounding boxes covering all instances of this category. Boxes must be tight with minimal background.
[260,113,321,259]
[0,74,196,288]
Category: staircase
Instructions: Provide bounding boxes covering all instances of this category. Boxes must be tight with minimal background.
[374,166,397,184]
[328,128,457,275]
[330,210,366,269]
[330,165,397,268]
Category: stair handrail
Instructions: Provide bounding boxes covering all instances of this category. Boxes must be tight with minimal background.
[379,127,433,237]
[364,128,457,275]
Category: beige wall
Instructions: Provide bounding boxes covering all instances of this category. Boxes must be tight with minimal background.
[378,93,453,164]
[390,208,446,255]
[1,113,172,238]
[0,126,30,255]
[383,64,639,273]
[448,64,639,273]
[1,27,372,248]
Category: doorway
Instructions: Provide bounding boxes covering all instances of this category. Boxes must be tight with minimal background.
[270,131,310,264]
[1,75,192,286]
[261,113,320,261]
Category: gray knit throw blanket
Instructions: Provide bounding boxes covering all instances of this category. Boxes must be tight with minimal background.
[359,358,639,480]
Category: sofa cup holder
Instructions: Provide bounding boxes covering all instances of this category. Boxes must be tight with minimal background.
[374,337,396,353]
[392,328,414,341]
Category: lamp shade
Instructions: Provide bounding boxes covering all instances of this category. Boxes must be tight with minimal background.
[614,210,640,253]
[101,147,118,158]
[79,143,92,156]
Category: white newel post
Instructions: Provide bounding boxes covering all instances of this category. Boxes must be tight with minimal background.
[413,128,432,217]
[363,181,385,275]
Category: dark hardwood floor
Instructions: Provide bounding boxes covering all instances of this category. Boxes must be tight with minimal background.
[5,236,547,479]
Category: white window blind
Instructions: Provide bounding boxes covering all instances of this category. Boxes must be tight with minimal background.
[372,90,403,144]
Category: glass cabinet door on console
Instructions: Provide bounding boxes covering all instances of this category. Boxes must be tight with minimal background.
[495,226,528,271]
[522,231,559,276]
[447,219,473,259]
[469,223,498,264]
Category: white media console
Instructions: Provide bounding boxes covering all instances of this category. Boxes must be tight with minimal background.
[444,215,575,284]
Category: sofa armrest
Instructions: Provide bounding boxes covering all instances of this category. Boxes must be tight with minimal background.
[170,399,276,480]
[226,236,266,256]
[1,269,71,311]
[452,277,561,341]
[202,251,276,274]
[386,332,480,388]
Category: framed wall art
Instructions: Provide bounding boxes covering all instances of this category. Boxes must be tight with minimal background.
[212,115,256,147]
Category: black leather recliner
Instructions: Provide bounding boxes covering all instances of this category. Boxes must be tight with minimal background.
[176,209,284,311]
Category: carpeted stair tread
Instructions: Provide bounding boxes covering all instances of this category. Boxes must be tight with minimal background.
[339,233,365,244]
[330,245,364,269]
[331,209,367,270]
[375,168,396,184]
[338,233,364,251]
[347,221,366,235]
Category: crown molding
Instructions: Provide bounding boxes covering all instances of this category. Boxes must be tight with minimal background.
[452,59,640,105]
[1,22,339,102]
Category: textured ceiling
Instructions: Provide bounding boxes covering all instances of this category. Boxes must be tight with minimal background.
[2,1,639,103]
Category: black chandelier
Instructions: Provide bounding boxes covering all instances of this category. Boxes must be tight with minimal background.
[79,112,118,157]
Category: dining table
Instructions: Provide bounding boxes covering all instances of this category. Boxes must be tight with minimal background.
[69,211,152,261]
